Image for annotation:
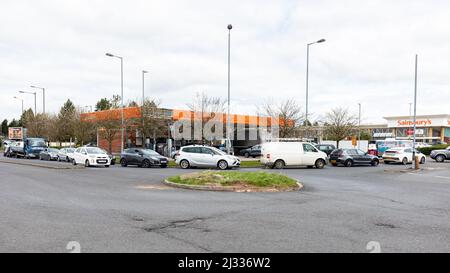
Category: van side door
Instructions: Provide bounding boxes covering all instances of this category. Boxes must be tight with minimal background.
[302,143,320,166]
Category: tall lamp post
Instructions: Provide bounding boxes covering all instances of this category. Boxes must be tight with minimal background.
[142,70,148,148]
[226,24,232,155]
[19,91,36,114]
[305,38,326,135]
[13,96,24,114]
[412,55,418,169]
[106,52,125,152]
[358,103,361,149]
[30,85,45,114]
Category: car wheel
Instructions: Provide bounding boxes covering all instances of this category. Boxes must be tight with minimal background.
[436,155,445,163]
[344,160,353,167]
[371,159,379,166]
[72,159,77,166]
[142,160,151,168]
[244,152,250,158]
[105,165,110,168]
[66,156,70,162]
[274,160,285,169]
[218,160,229,170]
[420,157,426,164]
[85,160,90,167]
[402,157,408,165]
[57,156,60,162]
[180,159,190,169]
[315,159,325,169]
[120,159,128,167]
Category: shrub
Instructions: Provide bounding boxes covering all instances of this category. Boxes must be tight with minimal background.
[418,144,449,155]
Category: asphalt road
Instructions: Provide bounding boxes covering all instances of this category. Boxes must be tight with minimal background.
[1,155,450,253]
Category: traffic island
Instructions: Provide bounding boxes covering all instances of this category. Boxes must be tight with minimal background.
[163,171,303,192]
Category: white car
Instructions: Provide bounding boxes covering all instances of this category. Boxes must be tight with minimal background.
[57,148,76,162]
[175,145,240,170]
[72,147,111,167]
[382,147,426,165]
[260,142,328,169]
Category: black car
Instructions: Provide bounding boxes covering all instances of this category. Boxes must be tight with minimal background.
[239,145,262,158]
[120,148,168,168]
[315,144,336,156]
[329,148,379,167]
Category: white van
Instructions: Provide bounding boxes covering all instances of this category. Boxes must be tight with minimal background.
[260,142,328,169]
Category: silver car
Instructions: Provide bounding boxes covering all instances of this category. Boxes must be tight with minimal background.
[57,148,76,162]
[175,145,241,170]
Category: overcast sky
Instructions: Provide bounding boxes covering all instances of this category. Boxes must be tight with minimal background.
[1,0,449,124]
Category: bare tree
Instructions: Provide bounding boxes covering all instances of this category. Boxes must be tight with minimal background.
[74,109,96,146]
[323,107,357,148]
[187,92,226,144]
[95,111,121,154]
[139,99,169,148]
[258,98,304,138]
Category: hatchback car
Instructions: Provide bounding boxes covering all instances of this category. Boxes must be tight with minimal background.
[57,148,76,162]
[39,148,60,161]
[382,147,426,165]
[175,145,240,170]
[430,146,450,162]
[239,145,261,158]
[72,147,110,167]
[315,144,336,156]
[120,148,168,168]
[329,148,379,167]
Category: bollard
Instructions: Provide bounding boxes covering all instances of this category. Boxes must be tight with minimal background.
[415,155,420,170]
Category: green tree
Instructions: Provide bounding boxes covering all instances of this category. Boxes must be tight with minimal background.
[8,119,20,128]
[74,110,96,146]
[20,108,35,128]
[1,119,8,135]
[95,98,112,111]
[56,99,77,141]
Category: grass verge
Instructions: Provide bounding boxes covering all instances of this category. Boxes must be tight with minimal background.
[167,171,298,189]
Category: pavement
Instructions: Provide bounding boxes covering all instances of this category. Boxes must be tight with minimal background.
[1,155,450,253]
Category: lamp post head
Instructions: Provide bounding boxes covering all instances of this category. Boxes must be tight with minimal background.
[227,24,233,30]
[317,39,326,43]
[143,70,148,74]
[106,53,114,57]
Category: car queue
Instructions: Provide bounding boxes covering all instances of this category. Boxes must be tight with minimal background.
[1,140,449,170]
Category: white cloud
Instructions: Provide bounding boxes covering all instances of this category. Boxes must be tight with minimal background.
[1,0,449,125]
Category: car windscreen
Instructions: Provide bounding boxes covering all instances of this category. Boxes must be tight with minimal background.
[48,148,59,153]
[210,147,226,155]
[29,139,46,147]
[66,148,75,153]
[86,147,105,154]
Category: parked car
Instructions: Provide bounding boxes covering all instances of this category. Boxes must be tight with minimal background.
[3,140,14,156]
[72,147,111,167]
[9,137,47,159]
[315,144,336,156]
[260,142,327,169]
[39,148,60,161]
[382,147,426,165]
[175,145,241,170]
[120,148,168,168]
[430,146,450,162]
[329,148,379,167]
[100,149,116,165]
[57,148,76,162]
[414,142,431,148]
[239,145,262,158]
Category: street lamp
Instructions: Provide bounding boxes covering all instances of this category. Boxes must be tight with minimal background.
[13,96,24,114]
[305,38,326,130]
[226,24,232,155]
[142,70,148,148]
[30,85,45,114]
[106,52,125,152]
[358,103,361,149]
[19,91,36,114]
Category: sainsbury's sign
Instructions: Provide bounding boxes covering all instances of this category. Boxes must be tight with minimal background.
[397,119,432,126]
[387,117,450,128]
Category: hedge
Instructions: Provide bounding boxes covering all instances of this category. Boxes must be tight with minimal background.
[418,144,450,155]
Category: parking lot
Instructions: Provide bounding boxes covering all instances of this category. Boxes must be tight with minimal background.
[1,154,450,253]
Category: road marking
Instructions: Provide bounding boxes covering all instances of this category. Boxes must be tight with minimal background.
[434,176,450,180]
